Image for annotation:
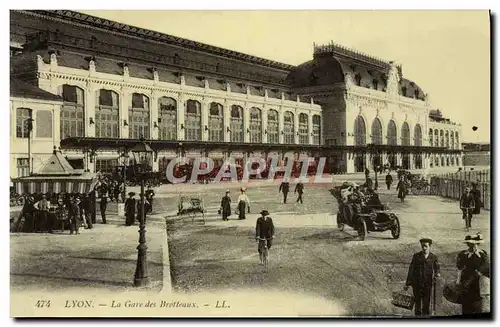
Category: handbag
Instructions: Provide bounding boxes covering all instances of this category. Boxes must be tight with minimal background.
[391,289,415,310]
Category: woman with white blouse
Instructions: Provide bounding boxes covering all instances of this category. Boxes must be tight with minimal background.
[237,188,250,220]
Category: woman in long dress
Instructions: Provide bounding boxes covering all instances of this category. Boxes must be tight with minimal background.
[237,188,250,220]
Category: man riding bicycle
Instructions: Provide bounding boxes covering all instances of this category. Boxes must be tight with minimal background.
[255,210,275,265]
[460,186,476,232]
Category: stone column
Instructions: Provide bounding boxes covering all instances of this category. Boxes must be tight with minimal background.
[223,101,230,142]
[152,153,159,172]
[294,110,299,144]
[278,108,284,144]
[201,100,209,141]
[150,93,159,140]
[262,105,268,143]
[120,90,130,139]
[86,87,96,137]
[244,104,250,143]
[177,93,185,141]
[308,111,313,144]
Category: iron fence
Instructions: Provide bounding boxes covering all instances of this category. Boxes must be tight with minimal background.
[430,177,490,210]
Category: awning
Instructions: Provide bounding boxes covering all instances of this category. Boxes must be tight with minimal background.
[12,174,99,195]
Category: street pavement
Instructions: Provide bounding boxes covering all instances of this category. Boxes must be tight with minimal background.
[165,184,491,317]
[10,214,167,293]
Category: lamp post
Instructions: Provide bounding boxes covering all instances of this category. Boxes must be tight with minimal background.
[131,138,153,287]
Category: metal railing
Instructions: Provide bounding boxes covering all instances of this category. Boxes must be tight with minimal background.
[436,169,490,183]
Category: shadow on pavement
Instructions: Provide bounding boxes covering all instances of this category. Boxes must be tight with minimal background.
[11,273,133,288]
[67,256,165,267]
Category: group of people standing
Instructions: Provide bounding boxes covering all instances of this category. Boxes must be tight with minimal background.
[12,192,97,235]
[404,234,490,316]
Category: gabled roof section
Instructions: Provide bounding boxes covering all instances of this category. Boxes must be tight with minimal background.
[17,10,295,71]
[10,77,63,102]
[36,147,80,176]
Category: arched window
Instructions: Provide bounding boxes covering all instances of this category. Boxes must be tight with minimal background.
[298,113,309,144]
[387,120,397,146]
[61,85,85,139]
[429,128,433,147]
[440,130,444,147]
[451,156,455,165]
[185,100,201,141]
[249,107,262,143]
[354,74,362,86]
[36,110,52,138]
[450,132,455,149]
[158,97,177,140]
[283,111,295,144]
[414,124,422,146]
[312,115,321,145]
[16,108,32,138]
[455,131,459,149]
[441,156,445,166]
[230,105,244,142]
[371,118,382,144]
[401,122,411,146]
[446,157,450,166]
[267,110,279,144]
[129,93,150,139]
[435,156,440,166]
[445,131,450,148]
[95,89,119,138]
[208,102,224,142]
[434,130,439,147]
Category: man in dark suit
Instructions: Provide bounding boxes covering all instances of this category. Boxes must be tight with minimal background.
[255,210,275,265]
[386,172,393,190]
[460,187,476,232]
[294,182,304,204]
[279,180,290,204]
[405,238,441,316]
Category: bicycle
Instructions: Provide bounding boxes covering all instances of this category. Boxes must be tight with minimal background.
[256,237,270,272]
[461,207,474,232]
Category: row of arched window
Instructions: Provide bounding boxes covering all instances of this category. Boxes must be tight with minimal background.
[60,85,321,144]
[429,155,461,167]
[353,115,423,146]
[428,128,459,149]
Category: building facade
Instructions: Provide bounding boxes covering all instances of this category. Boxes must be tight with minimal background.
[10,10,462,177]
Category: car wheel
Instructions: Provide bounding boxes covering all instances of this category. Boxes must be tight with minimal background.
[391,217,401,239]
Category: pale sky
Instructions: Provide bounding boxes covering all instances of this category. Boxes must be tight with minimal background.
[80,10,491,143]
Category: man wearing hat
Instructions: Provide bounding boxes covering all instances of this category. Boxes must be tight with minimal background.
[68,195,81,235]
[460,186,476,232]
[219,190,232,221]
[255,210,275,265]
[456,233,490,315]
[125,192,137,226]
[279,180,290,204]
[404,238,441,316]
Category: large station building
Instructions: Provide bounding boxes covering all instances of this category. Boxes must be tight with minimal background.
[10,10,462,178]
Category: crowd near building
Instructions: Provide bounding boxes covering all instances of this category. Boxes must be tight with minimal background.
[10,10,463,179]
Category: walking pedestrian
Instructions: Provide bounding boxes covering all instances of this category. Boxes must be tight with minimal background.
[237,188,250,220]
[386,172,393,190]
[219,190,231,221]
[279,180,290,204]
[460,186,476,232]
[471,183,482,215]
[396,176,407,202]
[294,182,304,204]
[404,238,441,316]
[125,192,137,226]
[456,233,490,315]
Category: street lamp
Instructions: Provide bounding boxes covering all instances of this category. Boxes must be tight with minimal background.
[130,137,153,287]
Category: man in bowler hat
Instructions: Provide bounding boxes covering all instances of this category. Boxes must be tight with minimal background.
[405,238,441,316]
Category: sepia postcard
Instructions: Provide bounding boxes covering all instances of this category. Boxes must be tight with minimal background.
[8,9,491,318]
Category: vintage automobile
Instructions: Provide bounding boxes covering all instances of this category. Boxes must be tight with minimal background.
[331,184,401,241]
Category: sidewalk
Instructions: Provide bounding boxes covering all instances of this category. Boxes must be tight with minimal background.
[10,214,170,293]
